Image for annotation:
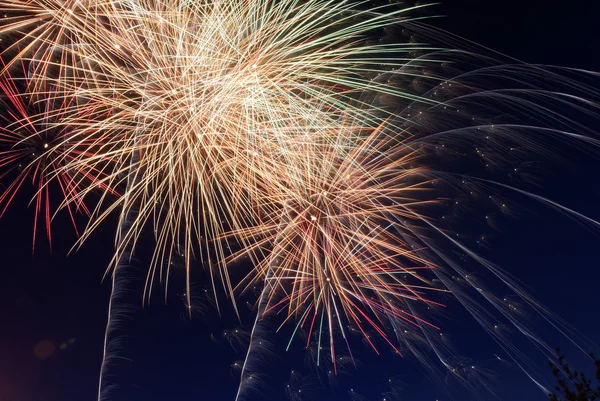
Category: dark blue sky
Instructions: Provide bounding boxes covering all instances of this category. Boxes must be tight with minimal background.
[1,1,599,401]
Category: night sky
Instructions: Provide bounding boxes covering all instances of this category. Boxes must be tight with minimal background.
[2,1,600,401]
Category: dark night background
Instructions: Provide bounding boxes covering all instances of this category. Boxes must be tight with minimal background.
[1,1,599,401]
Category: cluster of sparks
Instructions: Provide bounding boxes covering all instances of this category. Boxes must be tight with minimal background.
[1,0,598,399]
[1,0,442,356]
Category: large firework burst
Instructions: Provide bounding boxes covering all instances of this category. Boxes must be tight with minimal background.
[0,0,598,400]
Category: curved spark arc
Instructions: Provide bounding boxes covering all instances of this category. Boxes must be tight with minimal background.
[234,270,272,401]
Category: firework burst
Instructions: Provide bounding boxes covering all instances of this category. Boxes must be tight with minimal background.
[0,55,116,247]
[0,0,443,304]
[0,1,599,400]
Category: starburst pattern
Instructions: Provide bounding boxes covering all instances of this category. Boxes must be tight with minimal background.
[0,1,598,400]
